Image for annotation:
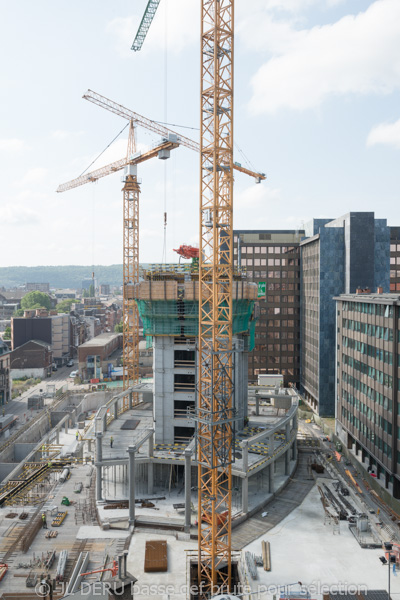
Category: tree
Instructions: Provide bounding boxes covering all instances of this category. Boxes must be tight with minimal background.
[89,284,94,298]
[21,291,52,311]
[56,299,75,313]
[3,326,11,340]
[13,308,24,317]
[114,322,123,333]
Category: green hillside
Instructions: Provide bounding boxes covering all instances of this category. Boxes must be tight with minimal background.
[0,265,123,290]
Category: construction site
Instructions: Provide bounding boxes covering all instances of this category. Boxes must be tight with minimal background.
[1,1,399,599]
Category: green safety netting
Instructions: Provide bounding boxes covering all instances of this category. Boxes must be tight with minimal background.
[136,299,255,338]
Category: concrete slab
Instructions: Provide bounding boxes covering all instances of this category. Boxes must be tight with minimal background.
[76,526,130,539]
[243,484,400,598]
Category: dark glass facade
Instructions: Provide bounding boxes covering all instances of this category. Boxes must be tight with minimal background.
[234,230,303,387]
[390,227,400,292]
[335,293,400,499]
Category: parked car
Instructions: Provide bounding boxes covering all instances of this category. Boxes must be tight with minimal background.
[69,370,78,378]
[67,360,74,367]
[52,364,58,372]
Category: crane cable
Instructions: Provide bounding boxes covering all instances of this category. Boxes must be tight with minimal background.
[161,0,168,265]
[79,123,129,177]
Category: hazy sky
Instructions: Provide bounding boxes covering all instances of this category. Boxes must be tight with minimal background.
[1,0,400,267]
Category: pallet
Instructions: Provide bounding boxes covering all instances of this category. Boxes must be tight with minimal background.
[45,530,58,538]
[51,511,67,527]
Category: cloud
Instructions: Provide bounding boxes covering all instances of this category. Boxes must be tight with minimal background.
[367,118,400,149]
[236,184,281,209]
[51,130,84,141]
[2,202,39,226]
[247,0,400,113]
[0,138,26,152]
[19,168,48,186]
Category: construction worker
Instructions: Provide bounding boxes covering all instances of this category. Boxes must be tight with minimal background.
[47,461,52,469]
[41,512,47,529]
[110,436,114,448]
[76,431,79,441]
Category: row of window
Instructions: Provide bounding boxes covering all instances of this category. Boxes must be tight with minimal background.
[342,301,393,318]
[342,388,393,411]
[342,392,392,433]
[261,307,300,315]
[341,407,392,457]
[342,354,393,387]
[239,246,297,254]
[253,343,299,352]
[241,258,299,267]
[342,337,393,365]
[342,319,393,341]
[342,369,393,396]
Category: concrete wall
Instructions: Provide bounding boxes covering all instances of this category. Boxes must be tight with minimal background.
[10,368,46,380]
[14,443,36,461]
[0,463,17,481]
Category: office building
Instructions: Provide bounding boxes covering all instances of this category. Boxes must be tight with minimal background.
[300,213,390,416]
[335,291,399,499]
[234,230,303,387]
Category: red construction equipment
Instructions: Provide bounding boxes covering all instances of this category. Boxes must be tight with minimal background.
[173,245,199,260]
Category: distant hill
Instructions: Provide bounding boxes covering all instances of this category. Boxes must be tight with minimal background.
[0,265,123,290]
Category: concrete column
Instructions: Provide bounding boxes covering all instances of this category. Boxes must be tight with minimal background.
[96,433,103,501]
[129,391,133,410]
[147,434,154,495]
[285,422,290,442]
[292,438,297,461]
[103,412,107,432]
[65,420,68,434]
[285,449,290,475]
[241,441,248,473]
[255,395,260,416]
[56,428,60,445]
[269,434,274,455]
[128,446,136,526]
[242,476,249,514]
[114,401,118,420]
[184,449,192,532]
[268,462,275,494]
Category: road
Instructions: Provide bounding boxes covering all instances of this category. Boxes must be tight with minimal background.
[3,365,74,430]
[300,418,400,543]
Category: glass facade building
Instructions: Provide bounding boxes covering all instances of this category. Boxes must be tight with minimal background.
[335,293,400,499]
[300,213,390,416]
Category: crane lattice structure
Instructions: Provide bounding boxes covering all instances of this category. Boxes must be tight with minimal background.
[198,0,235,594]
[82,90,266,182]
[57,122,179,398]
[131,0,161,52]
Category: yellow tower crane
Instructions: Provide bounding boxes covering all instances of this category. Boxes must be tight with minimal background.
[57,121,180,399]
[131,0,258,592]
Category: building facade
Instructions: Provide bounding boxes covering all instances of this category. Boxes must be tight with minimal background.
[390,226,400,292]
[0,340,10,405]
[12,311,72,364]
[335,292,399,499]
[234,230,303,387]
[300,213,390,416]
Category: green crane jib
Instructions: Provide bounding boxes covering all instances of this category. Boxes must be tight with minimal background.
[131,0,162,52]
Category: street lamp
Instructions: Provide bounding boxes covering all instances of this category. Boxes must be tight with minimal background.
[379,542,396,600]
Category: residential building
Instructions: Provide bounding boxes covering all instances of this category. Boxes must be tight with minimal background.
[335,291,399,499]
[100,284,111,295]
[10,340,52,379]
[0,340,10,405]
[26,282,50,292]
[12,311,72,365]
[300,213,390,416]
[234,230,303,387]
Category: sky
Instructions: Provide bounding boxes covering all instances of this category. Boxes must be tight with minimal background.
[1,0,400,267]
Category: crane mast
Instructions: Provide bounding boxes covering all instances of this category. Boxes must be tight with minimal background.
[122,166,140,395]
[198,0,235,595]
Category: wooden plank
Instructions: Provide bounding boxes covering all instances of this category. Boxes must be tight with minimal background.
[144,540,168,572]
